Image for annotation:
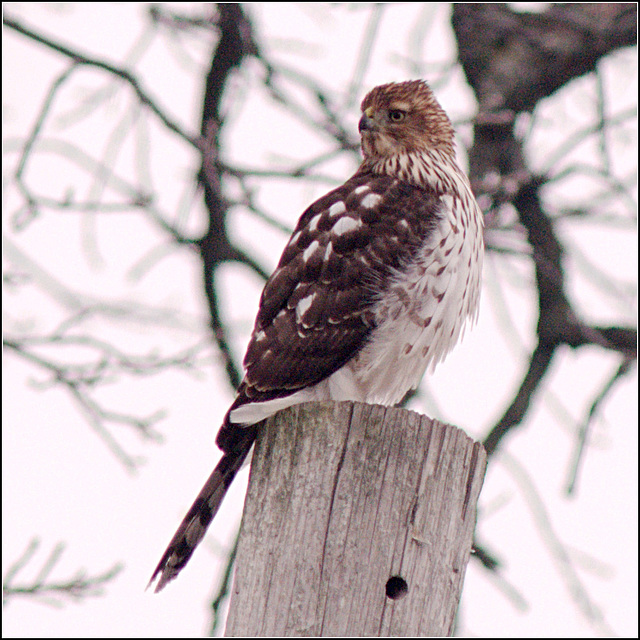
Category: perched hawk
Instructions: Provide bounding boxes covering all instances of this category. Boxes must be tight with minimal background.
[150,80,484,592]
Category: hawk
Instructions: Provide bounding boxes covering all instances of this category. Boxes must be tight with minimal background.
[150,79,484,592]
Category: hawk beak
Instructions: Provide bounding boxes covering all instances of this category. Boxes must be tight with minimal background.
[358,107,376,133]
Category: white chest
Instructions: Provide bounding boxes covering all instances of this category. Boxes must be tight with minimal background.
[345,189,483,405]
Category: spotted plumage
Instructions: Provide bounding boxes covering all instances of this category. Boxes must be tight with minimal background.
[150,79,484,592]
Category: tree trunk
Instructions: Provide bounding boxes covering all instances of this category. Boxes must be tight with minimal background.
[225,401,486,637]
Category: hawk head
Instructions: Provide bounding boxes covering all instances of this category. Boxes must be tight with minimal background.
[358,80,455,161]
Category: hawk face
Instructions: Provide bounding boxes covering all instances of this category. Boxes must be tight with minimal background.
[358,79,455,160]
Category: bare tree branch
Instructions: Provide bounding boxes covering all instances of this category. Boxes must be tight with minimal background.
[500,453,615,636]
[3,539,123,607]
[3,14,201,148]
[565,356,636,495]
[453,3,637,458]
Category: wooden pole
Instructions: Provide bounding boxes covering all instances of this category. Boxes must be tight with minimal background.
[224,401,486,637]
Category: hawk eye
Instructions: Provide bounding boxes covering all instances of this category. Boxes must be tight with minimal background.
[388,109,406,122]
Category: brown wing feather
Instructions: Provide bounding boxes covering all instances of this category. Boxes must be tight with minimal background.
[226,171,441,417]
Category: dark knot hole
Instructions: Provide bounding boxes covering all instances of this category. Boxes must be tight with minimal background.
[385,575,408,600]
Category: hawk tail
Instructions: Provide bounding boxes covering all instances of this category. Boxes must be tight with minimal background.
[148,429,256,592]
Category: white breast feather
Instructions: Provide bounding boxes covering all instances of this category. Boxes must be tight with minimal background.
[330,185,483,406]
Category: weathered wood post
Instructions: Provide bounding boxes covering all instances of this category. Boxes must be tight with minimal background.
[225,401,486,637]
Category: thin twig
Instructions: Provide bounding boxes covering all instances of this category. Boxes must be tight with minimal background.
[565,357,636,495]
[3,14,200,148]
[500,453,615,636]
[3,538,123,607]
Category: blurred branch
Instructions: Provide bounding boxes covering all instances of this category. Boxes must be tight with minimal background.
[210,529,240,636]
[3,14,201,148]
[471,543,529,614]
[4,337,166,472]
[484,342,555,457]
[452,3,637,113]
[565,356,636,495]
[148,4,217,32]
[500,453,615,636]
[344,4,385,110]
[452,3,637,458]
[4,234,204,333]
[261,63,360,152]
[197,4,263,389]
[3,539,123,607]
[542,106,637,176]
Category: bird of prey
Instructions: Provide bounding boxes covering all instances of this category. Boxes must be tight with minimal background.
[150,79,484,592]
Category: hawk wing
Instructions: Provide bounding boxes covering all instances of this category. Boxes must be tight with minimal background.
[221,170,441,439]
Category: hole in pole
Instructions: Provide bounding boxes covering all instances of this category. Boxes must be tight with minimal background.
[385,575,408,600]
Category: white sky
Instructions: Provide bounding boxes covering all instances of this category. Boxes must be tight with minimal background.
[3,3,638,637]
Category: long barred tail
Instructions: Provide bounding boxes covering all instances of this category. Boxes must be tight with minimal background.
[149,429,256,593]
